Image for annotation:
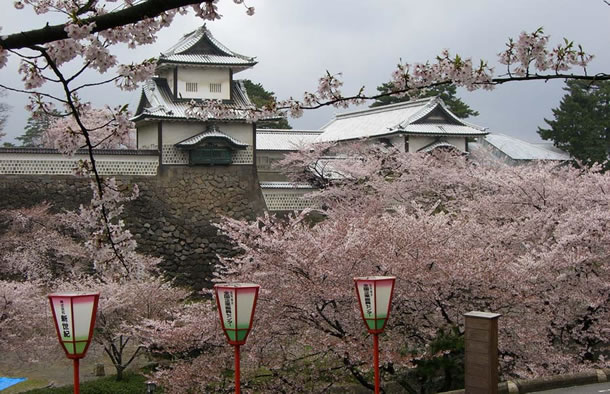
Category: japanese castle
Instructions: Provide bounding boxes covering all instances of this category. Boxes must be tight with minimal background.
[0,25,570,212]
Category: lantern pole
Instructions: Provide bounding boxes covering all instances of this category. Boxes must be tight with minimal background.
[214,283,260,394]
[373,333,380,394]
[48,293,99,394]
[353,276,396,394]
[73,359,80,394]
[234,344,241,394]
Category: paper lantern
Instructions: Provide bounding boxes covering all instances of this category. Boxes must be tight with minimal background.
[48,293,99,359]
[214,283,260,345]
[354,276,396,334]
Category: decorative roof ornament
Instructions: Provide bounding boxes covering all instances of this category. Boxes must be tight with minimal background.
[157,25,257,71]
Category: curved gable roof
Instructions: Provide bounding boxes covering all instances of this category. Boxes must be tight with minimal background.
[158,25,256,69]
[317,97,487,142]
[175,125,248,149]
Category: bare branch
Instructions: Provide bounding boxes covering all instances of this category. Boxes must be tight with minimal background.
[0,83,68,103]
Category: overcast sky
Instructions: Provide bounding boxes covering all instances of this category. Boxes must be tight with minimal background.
[1,0,609,144]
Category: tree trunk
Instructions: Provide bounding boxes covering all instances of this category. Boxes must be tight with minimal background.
[115,365,125,381]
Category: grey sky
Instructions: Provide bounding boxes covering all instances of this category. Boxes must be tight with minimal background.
[1,0,609,144]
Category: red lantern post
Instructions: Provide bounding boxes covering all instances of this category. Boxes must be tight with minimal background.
[48,293,100,394]
[353,276,396,394]
[214,283,260,394]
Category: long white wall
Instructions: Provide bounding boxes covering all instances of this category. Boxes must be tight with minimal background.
[0,151,159,176]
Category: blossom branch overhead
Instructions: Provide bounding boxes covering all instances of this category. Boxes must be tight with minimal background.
[184,28,607,122]
[1,0,254,51]
[0,0,254,266]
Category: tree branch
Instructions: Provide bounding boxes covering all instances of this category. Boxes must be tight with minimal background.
[34,45,131,272]
[0,0,210,50]
[289,73,610,112]
[0,83,68,104]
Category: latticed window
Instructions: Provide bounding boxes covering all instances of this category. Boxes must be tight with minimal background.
[209,83,222,93]
[190,148,232,165]
[186,82,198,92]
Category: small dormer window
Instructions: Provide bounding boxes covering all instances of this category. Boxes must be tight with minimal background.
[186,82,198,92]
[210,83,222,93]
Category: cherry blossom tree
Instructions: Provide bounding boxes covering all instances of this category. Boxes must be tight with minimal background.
[0,4,609,390]
[1,1,608,262]
[140,147,609,392]
[0,203,189,380]
[41,106,136,152]
[0,1,256,262]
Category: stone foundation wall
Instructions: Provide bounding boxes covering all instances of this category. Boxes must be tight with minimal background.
[0,165,266,290]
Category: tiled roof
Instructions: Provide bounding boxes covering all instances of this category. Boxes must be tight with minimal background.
[158,25,256,69]
[159,54,255,67]
[317,97,487,142]
[256,130,323,151]
[259,181,315,189]
[132,78,253,122]
[402,124,487,135]
[175,126,248,149]
[480,133,570,161]
[0,148,158,156]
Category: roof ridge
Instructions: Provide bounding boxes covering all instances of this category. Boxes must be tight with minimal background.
[334,96,436,119]
[203,27,255,61]
[161,25,254,61]
[256,129,323,133]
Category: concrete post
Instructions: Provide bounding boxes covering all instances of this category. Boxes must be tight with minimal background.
[464,311,501,394]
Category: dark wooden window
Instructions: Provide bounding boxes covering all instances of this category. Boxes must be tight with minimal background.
[190,148,232,165]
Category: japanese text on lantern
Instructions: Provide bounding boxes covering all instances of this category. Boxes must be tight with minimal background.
[363,284,373,316]
[224,291,233,325]
[59,300,71,338]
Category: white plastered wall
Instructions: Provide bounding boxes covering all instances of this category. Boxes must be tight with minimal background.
[408,136,437,152]
[388,135,406,152]
[0,152,159,175]
[176,67,231,100]
[262,188,316,211]
[445,137,466,151]
[137,123,158,149]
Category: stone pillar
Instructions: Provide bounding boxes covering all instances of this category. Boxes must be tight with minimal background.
[464,311,501,394]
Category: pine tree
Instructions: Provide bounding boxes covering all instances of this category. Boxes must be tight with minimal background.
[16,111,58,147]
[538,80,610,168]
[242,79,292,129]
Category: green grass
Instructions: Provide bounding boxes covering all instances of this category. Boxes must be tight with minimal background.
[23,373,150,394]
[2,378,48,394]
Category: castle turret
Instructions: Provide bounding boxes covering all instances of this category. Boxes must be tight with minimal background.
[133,25,256,167]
